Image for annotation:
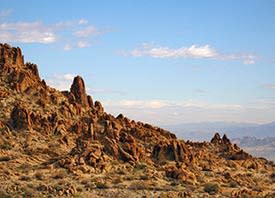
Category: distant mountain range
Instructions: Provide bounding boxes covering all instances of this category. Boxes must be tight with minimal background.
[232,136,275,162]
[163,121,275,161]
[163,121,275,141]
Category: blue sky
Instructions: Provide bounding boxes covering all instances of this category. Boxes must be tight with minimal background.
[1,0,275,125]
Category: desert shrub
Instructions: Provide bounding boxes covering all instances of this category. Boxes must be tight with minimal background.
[229,180,239,188]
[134,162,147,170]
[53,170,67,179]
[271,172,275,179]
[0,141,12,150]
[0,156,12,162]
[112,177,123,184]
[20,175,32,181]
[35,172,44,180]
[21,187,36,198]
[19,163,32,174]
[95,182,110,189]
[117,169,126,175]
[0,191,11,198]
[204,183,219,195]
[140,175,149,180]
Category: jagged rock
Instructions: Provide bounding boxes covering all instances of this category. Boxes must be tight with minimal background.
[25,62,40,78]
[0,43,24,69]
[211,133,222,144]
[11,106,32,129]
[10,105,32,130]
[152,140,193,163]
[87,95,93,107]
[119,133,144,163]
[222,134,231,144]
[94,101,104,114]
[70,76,89,107]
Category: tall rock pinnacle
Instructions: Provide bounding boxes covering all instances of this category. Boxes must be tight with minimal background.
[70,76,89,107]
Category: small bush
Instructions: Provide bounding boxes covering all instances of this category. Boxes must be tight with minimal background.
[140,175,149,180]
[95,182,110,189]
[35,172,44,180]
[229,180,238,188]
[20,175,32,181]
[204,183,219,195]
[53,170,67,179]
[134,163,147,170]
[0,141,12,150]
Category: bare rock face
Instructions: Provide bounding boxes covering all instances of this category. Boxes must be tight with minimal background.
[0,43,24,69]
[10,105,32,130]
[152,140,193,163]
[70,76,89,107]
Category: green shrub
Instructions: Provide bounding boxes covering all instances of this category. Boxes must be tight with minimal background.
[204,183,219,195]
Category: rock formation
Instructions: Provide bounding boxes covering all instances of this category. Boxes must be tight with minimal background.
[70,76,89,107]
[0,43,274,198]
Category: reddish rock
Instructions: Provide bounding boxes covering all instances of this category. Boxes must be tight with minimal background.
[211,133,222,144]
[0,44,24,69]
[152,140,193,163]
[119,133,144,162]
[70,76,89,107]
[10,105,32,130]
[94,101,104,114]
[222,134,231,145]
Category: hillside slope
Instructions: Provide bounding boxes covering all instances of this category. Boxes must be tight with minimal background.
[0,43,274,197]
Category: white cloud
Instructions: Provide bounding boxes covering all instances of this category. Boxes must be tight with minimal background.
[104,99,244,111]
[46,73,75,91]
[64,44,72,51]
[102,98,275,125]
[0,21,56,44]
[0,9,13,18]
[74,26,102,38]
[102,99,248,125]
[121,43,258,64]
[0,18,107,46]
[78,19,88,25]
[77,41,90,48]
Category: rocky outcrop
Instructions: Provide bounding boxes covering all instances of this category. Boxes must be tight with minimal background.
[1,43,274,197]
[70,76,89,107]
[0,43,24,69]
[211,133,222,144]
[152,140,193,163]
[10,105,32,130]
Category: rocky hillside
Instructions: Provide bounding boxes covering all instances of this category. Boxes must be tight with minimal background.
[0,43,274,197]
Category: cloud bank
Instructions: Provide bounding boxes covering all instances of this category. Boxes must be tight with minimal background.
[120,43,258,64]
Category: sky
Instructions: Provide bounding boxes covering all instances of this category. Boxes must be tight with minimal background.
[1,0,275,125]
